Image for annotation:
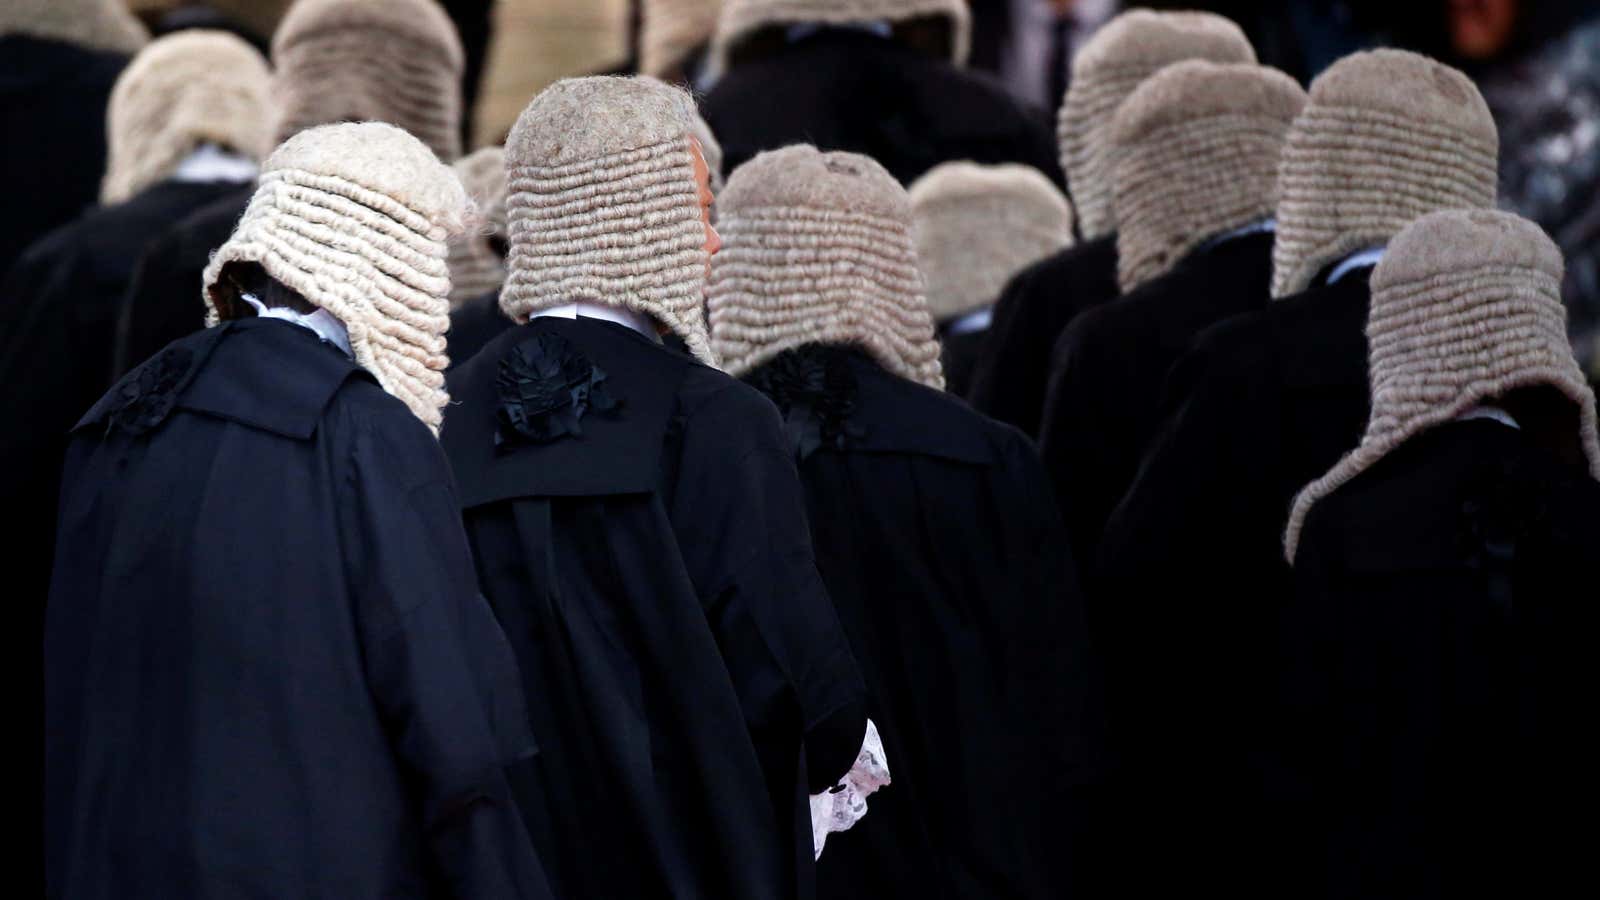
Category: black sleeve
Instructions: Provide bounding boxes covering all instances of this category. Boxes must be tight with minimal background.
[114,229,206,379]
[342,411,553,899]
[965,262,1045,433]
[996,431,1110,892]
[669,385,868,792]
[1037,321,1122,565]
[1097,339,1256,593]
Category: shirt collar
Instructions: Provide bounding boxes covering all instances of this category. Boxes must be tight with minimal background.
[531,301,662,342]
[239,293,353,359]
[1456,405,1521,430]
[1198,217,1275,255]
[170,143,258,185]
[1326,246,1387,286]
[786,20,893,43]
[944,306,993,337]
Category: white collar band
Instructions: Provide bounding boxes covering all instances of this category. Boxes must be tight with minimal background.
[240,292,353,359]
[171,143,259,185]
[532,301,662,342]
[1455,405,1521,431]
[1325,245,1387,286]
[944,306,993,337]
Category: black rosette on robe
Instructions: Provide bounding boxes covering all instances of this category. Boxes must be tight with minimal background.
[745,344,867,461]
[105,345,197,437]
[495,331,620,449]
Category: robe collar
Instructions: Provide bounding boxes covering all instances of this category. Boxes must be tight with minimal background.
[76,318,368,441]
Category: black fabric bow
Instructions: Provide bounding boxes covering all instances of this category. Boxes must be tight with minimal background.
[106,346,195,437]
[746,344,866,461]
[495,331,620,449]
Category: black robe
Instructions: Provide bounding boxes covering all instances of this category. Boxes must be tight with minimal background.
[1090,266,1374,897]
[46,317,551,899]
[1038,229,1275,569]
[442,317,868,900]
[936,324,986,398]
[741,345,1103,900]
[0,35,126,277]
[446,288,513,370]
[1278,419,1600,899]
[964,234,1118,436]
[113,186,252,378]
[701,29,1063,188]
[1,179,249,602]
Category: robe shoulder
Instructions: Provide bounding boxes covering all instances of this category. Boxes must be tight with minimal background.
[443,317,784,504]
[966,234,1119,433]
[1299,420,1600,574]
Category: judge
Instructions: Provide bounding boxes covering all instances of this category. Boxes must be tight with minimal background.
[0,0,146,276]
[907,161,1074,398]
[700,0,1063,187]
[2,27,270,607]
[966,9,1255,435]
[1095,50,1500,896]
[1037,60,1304,572]
[1280,209,1600,898]
[45,122,551,899]
[114,0,466,380]
[709,145,1101,899]
[441,77,867,900]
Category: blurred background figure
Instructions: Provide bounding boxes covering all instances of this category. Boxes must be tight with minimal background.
[129,0,494,147]
[1,26,271,613]
[114,0,467,384]
[972,0,1117,113]
[701,0,1064,186]
[1039,59,1303,580]
[1441,0,1600,379]
[0,0,147,279]
[640,0,724,86]
[966,9,1255,436]
[908,161,1074,397]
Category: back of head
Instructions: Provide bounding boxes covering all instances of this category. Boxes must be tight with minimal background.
[710,144,944,388]
[501,76,716,364]
[272,0,464,160]
[101,30,273,204]
[1285,209,1600,561]
[446,146,509,308]
[1058,9,1255,242]
[0,0,148,55]
[1271,49,1499,298]
[1109,60,1305,292]
[712,0,971,73]
[909,161,1073,323]
[642,0,724,80]
[202,122,469,431]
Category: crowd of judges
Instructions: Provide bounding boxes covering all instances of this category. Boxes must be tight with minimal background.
[4,0,1597,898]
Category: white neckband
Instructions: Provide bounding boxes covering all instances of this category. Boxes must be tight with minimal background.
[1456,405,1521,431]
[1326,246,1386,286]
[171,143,258,185]
[945,306,993,337]
[239,292,353,359]
[531,302,661,343]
